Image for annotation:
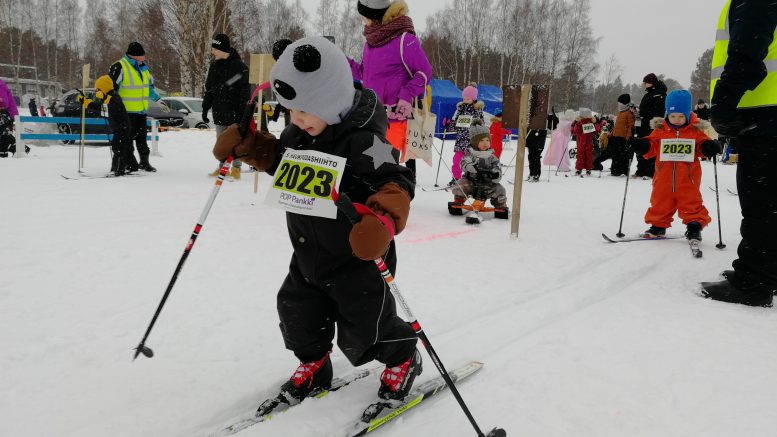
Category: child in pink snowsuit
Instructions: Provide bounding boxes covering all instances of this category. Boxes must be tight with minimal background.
[571,107,600,175]
[544,109,574,172]
[447,85,484,183]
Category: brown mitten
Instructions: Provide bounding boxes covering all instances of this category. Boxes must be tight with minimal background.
[212,124,279,171]
[349,214,395,260]
[365,182,411,234]
[347,183,411,260]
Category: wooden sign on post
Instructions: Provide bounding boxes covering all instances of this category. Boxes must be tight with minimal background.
[528,85,550,130]
[249,54,274,193]
[509,85,531,237]
[501,85,522,130]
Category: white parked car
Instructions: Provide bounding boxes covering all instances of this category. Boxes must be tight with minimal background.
[160,97,212,129]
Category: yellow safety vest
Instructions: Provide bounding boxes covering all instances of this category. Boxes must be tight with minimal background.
[711,0,777,108]
[117,57,151,112]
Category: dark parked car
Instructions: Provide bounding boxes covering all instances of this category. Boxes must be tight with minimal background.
[52,89,184,144]
[147,100,185,128]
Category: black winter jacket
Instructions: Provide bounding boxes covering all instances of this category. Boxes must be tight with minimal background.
[269,84,415,282]
[202,49,250,126]
[87,92,130,132]
[711,0,777,137]
[638,81,667,136]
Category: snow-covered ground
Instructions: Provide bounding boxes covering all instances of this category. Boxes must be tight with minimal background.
[1,126,775,437]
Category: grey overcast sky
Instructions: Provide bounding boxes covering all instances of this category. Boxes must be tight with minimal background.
[297,0,721,88]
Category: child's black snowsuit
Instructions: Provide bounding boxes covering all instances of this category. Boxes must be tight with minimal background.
[87,92,133,174]
[270,86,418,367]
[527,129,548,178]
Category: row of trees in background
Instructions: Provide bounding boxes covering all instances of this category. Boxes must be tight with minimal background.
[0,0,306,96]
[1,0,713,115]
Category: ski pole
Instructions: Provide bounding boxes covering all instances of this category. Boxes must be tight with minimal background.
[331,189,506,437]
[712,153,726,249]
[133,156,234,360]
[615,154,634,238]
[554,140,569,176]
[434,131,447,187]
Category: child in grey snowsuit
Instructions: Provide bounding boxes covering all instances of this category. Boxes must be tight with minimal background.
[451,121,507,208]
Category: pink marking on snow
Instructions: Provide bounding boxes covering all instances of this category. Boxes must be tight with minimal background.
[401,228,478,244]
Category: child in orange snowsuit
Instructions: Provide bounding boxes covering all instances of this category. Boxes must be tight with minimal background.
[629,90,720,240]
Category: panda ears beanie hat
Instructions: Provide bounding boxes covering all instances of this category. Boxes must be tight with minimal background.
[617,94,630,105]
[270,36,356,125]
[469,120,490,147]
[358,0,391,21]
[665,89,692,121]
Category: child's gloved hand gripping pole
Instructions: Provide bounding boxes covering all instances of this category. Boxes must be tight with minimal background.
[332,188,507,437]
[133,83,270,361]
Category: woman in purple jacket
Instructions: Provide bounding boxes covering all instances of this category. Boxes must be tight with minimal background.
[0,79,19,119]
[349,0,433,175]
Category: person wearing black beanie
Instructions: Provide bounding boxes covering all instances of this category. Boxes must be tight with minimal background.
[203,33,250,179]
[107,41,161,173]
[635,73,667,178]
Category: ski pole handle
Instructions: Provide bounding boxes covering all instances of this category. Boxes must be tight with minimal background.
[332,188,362,225]
[239,82,271,137]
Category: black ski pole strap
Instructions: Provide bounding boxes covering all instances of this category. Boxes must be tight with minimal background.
[332,189,362,225]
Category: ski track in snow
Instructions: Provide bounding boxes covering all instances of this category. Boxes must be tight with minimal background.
[1,123,775,437]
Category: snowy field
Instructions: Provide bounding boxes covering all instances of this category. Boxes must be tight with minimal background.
[1,124,775,437]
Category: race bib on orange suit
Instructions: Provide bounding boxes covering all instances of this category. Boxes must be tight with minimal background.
[659,138,695,163]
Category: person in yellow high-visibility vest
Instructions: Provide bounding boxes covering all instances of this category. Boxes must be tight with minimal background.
[108,42,162,173]
[700,0,777,307]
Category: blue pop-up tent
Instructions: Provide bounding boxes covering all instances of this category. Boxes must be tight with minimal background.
[429,79,461,138]
[477,84,503,115]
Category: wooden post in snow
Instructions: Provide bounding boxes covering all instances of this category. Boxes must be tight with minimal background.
[79,63,90,171]
[507,85,531,237]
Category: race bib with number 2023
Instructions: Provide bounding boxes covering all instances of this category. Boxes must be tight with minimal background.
[456,115,473,128]
[265,149,346,219]
[659,138,695,163]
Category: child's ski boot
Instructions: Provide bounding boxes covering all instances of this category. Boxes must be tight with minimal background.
[378,349,422,401]
[643,226,666,238]
[277,353,332,404]
[494,203,509,219]
[685,221,702,241]
[448,196,465,216]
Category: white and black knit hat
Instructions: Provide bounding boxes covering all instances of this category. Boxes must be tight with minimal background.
[212,34,230,52]
[270,36,356,125]
[358,0,391,21]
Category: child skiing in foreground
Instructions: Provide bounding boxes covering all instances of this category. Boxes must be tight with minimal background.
[213,37,421,408]
[450,120,508,216]
[628,89,720,242]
